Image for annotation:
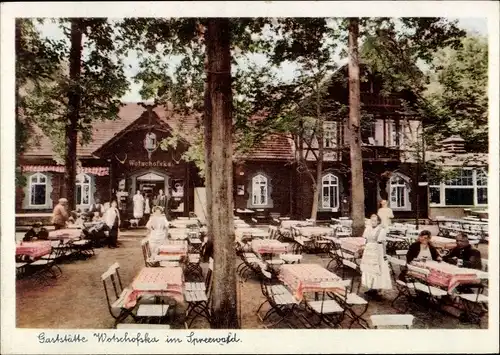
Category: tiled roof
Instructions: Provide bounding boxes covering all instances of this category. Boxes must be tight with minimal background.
[22,103,293,161]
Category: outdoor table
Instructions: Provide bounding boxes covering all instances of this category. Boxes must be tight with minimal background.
[251,239,288,254]
[157,241,188,259]
[280,220,313,230]
[16,241,52,259]
[124,267,184,308]
[234,220,251,228]
[48,228,83,241]
[279,263,342,301]
[235,227,268,240]
[169,219,200,229]
[169,228,189,240]
[340,237,366,258]
[292,226,333,238]
[410,260,481,294]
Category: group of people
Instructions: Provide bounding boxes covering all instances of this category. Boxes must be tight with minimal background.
[358,200,482,300]
[133,189,169,224]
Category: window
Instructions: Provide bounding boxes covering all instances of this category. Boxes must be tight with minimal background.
[29,173,47,206]
[361,121,376,144]
[388,120,404,147]
[322,174,339,209]
[389,173,410,210]
[430,169,488,207]
[252,174,268,206]
[476,169,488,205]
[444,169,474,205]
[429,179,441,205]
[323,122,337,148]
[76,173,91,206]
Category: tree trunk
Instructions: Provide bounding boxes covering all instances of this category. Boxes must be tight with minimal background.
[348,18,365,237]
[205,18,239,329]
[203,55,213,245]
[63,19,82,212]
[311,81,324,220]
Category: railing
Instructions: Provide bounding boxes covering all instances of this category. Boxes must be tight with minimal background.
[341,146,400,161]
[361,93,402,107]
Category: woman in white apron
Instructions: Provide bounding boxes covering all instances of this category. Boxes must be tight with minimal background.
[377,199,394,228]
[145,206,169,255]
[360,214,392,299]
[133,190,145,219]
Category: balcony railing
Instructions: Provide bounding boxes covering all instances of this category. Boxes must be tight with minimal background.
[361,93,402,107]
[342,146,400,161]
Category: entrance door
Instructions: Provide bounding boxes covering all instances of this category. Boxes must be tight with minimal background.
[136,172,167,199]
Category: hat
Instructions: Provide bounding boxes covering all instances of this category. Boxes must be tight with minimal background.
[59,198,68,203]
[32,221,43,228]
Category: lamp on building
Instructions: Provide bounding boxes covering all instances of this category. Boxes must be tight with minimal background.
[144,131,158,161]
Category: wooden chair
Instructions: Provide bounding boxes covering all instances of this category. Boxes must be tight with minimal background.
[184,258,214,328]
[256,267,300,328]
[304,280,348,328]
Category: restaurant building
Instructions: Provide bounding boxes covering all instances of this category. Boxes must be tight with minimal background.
[17,67,488,222]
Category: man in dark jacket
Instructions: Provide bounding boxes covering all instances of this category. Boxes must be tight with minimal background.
[23,222,49,242]
[443,233,482,270]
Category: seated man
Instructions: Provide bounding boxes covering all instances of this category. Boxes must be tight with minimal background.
[82,220,109,247]
[87,198,104,219]
[23,222,49,242]
[443,232,482,270]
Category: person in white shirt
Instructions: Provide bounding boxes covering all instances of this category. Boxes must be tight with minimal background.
[377,200,394,228]
[360,214,392,299]
[133,190,145,219]
[104,200,121,248]
[146,206,169,255]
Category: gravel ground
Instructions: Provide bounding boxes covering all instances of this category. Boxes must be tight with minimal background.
[15,227,489,329]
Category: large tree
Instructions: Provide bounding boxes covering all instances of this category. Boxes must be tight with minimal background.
[23,19,129,210]
[15,19,64,187]
[347,18,365,237]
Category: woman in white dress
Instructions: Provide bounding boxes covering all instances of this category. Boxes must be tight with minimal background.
[133,190,145,219]
[145,206,169,255]
[377,200,394,228]
[360,214,392,299]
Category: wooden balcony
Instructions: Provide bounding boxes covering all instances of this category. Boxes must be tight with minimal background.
[361,93,402,107]
[342,145,401,162]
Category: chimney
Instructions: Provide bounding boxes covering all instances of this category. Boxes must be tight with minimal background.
[439,135,466,153]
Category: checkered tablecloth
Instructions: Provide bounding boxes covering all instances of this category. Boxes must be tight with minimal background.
[125,267,184,308]
[251,239,288,254]
[340,237,366,257]
[279,264,342,301]
[158,241,188,256]
[48,229,83,240]
[16,241,52,258]
[293,226,333,238]
[411,260,480,293]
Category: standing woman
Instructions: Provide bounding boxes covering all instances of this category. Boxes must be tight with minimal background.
[146,206,169,255]
[133,190,145,220]
[143,193,152,226]
[377,200,394,228]
[360,214,392,299]
[104,200,121,248]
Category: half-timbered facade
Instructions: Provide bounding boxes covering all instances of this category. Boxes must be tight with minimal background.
[17,66,487,221]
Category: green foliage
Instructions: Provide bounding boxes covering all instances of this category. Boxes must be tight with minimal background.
[21,18,129,162]
[423,36,488,152]
[16,18,65,186]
